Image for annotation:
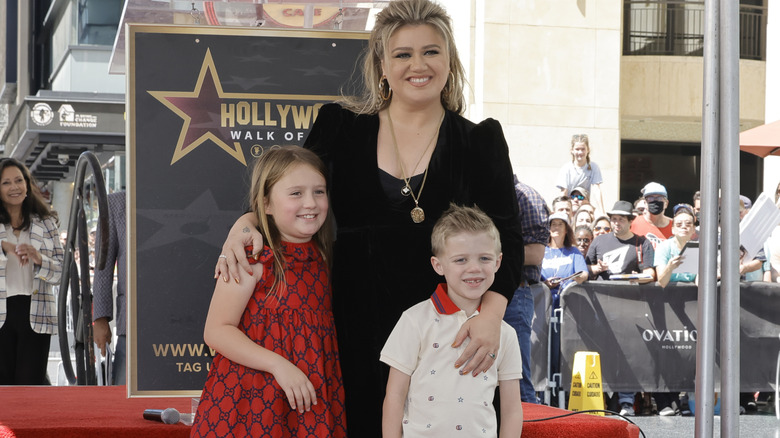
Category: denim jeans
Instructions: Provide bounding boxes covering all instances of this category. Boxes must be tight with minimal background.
[618,392,635,406]
[503,285,537,403]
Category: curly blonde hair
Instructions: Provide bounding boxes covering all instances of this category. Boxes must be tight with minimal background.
[340,0,466,115]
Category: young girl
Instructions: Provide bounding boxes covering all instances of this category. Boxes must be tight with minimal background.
[191,146,346,437]
[556,134,606,214]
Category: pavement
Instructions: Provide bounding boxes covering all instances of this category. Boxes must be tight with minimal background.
[616,401,780,437]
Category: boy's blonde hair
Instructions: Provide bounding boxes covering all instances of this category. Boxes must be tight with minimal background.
[249,146,333,296]
[431,203,501,256]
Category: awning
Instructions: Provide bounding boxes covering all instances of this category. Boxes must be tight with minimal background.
[2,91,125,181]
[739,119,780,158]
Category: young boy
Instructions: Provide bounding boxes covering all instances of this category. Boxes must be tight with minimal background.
[380,204,524,437]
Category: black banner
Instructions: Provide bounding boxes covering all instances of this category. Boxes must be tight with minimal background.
[560,281,780,392]
[127,25,367,395]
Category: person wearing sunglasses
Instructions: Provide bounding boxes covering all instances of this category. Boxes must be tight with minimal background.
[574,225,594,256]
[592,216,611,238]
[655,205,697,289]
[569,186,589,213]
[630,182,673,249]
[555,134,606,214]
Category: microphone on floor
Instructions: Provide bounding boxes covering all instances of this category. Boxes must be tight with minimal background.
[143,408,181,424]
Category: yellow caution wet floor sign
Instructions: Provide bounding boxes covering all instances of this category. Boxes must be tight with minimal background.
[568,351,605,415]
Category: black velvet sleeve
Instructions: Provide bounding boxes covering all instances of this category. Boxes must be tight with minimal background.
[467,118,524,300]
[303,103,349,168]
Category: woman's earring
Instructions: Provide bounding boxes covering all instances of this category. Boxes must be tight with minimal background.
[379,75,392,101]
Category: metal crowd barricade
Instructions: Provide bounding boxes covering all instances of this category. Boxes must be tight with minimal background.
[529,282,570,408]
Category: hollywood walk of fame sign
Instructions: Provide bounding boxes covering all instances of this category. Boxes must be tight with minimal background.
[126,25,367,396]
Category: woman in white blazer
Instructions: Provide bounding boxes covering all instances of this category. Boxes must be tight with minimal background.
[0,158,63,384]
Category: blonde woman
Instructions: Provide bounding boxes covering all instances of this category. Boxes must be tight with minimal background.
[215,1,523,434]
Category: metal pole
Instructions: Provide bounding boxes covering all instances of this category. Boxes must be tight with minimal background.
[695,0,719,435]
[719,0,740,434]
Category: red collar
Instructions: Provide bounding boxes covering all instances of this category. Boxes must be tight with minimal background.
[430,284,482,315]
[431,284,461,315]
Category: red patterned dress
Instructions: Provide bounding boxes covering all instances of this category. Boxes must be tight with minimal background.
[191,241,347,437]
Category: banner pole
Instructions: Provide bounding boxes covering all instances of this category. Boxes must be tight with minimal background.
[696,0,720,435]
[719,0,741,433]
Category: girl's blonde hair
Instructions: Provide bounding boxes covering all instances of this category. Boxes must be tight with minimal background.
[340,0,466,115]
[249,146,333,296]
[570,133,591,169]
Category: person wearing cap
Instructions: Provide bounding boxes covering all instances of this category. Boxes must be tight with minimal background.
[630,182,673,249]
[541,211,588,390]
[739,195,752,220]
[569,186,589,213]
[586,200,655,416]
[541,212,589,310]
[586,200,655,284]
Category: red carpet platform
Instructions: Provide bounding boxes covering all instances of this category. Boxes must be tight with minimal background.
[0,386,191,438]
[0,385,639,437]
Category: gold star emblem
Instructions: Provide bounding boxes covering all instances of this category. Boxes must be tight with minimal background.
[149,49,246,166]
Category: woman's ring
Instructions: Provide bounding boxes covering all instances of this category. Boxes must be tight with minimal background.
[218,255,227,259]
[488,352,496,359]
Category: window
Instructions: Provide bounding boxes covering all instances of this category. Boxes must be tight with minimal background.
[77,0,123,45]
[623,0,766,60]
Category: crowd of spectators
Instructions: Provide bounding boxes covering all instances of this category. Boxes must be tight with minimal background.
[517,134,780,417]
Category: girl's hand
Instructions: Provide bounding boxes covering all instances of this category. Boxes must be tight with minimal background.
[271,359,317,413]
[669,255,683,270]
[452,312,501,376]
[14,243,41,266]
[215,213,263,283]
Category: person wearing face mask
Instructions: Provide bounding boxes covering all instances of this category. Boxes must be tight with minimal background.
[630,182,674,249]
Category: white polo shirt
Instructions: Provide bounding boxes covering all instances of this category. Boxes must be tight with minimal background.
[380,284,523,437]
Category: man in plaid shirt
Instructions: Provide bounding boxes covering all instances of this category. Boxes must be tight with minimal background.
[503,175,550,403]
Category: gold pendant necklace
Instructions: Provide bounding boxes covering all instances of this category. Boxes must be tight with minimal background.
[386,109,444,223]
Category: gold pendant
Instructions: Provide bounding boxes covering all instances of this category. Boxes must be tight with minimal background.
[401,185,411,196]
[411,206,425,223]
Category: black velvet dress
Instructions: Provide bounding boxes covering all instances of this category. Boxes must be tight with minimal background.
[304,103,524,436]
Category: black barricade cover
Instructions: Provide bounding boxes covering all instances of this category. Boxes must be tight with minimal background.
[560,281,780,392]
[128,25,367,395]
[530,283,551,391]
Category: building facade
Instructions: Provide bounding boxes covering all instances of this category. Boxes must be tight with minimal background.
[0,0,772,220]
